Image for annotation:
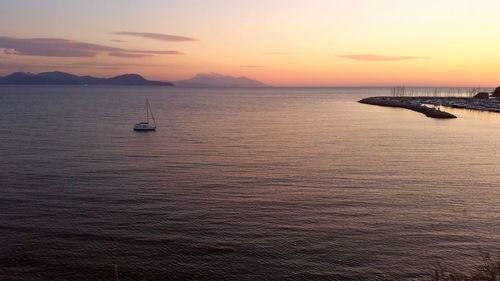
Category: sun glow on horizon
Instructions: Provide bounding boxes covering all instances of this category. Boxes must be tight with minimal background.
[0,0,499,87]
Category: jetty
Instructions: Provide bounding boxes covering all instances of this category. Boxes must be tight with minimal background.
[359,97,457,119]
[359,86,500,119]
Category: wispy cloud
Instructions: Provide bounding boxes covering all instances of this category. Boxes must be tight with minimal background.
[107,51,182,58]
[240,65,262,68]
[337,54,424,62]
[108,52,152,58]
[68,62,139,69]
[113,32,198,42]
[268,51,292,55]
[141,50,184,55]
[0,61,165,72]
[0,36,183,58]
[110,39,126,43]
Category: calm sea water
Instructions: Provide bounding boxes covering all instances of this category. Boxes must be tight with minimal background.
[1,86,499,281]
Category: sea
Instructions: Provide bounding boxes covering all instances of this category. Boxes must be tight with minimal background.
[1,86,499,281]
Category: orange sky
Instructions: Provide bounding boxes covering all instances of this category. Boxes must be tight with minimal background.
[0,0,499,86]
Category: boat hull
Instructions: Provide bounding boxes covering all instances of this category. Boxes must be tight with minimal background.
[133,127,156,132]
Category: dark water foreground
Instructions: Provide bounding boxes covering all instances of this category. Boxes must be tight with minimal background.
[1,86,500,281]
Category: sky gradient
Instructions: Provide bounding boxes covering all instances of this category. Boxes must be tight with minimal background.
[0,0,499,86]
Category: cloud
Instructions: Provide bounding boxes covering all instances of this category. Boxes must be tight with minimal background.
[113,32,198,42]
[108,50,183,58]
[0,36,183,58]
[0,37,114,57]
[110,39,126,43]
[240,65,262,68]
[337,54,423,62]
[108,52,151,58]
[0,61,171,72]
[69,62,140,68]
[140,50,184,55]
[0,62,138,71]
[268,51,292,55]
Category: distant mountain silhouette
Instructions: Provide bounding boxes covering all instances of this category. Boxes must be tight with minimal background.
[175,73,268,87]
[0,71,173,86]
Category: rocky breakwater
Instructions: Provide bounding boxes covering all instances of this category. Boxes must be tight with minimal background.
[359,97,457,119]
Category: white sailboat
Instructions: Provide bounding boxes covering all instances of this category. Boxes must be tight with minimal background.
[133,98,156,131]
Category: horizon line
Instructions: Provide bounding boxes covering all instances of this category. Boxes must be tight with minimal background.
[0,70,495,89]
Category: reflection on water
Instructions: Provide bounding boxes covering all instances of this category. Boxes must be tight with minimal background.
[440,105,500,120]
[0,86,499,281]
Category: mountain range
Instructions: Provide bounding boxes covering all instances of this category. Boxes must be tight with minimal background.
[0,71,173,86]
[175,73,268,87]
[0,71,268,87]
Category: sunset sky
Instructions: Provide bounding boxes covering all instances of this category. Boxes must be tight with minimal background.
[1,0,499,86]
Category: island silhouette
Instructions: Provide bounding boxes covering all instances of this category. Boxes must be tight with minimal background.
[175,73,268,88]
[0,71,173,86]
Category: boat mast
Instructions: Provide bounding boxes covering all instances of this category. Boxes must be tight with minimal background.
[146,98,149,123]
[149,99,156,126]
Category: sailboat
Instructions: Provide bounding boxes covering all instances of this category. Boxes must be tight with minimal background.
[133,98,156,131]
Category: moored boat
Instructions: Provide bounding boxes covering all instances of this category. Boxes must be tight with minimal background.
[134,98,156,131]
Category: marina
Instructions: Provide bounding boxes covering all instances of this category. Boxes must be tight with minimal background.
[360,87,500,118]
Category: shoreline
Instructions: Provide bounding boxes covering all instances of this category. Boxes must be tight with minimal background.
[359,96,500,119]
